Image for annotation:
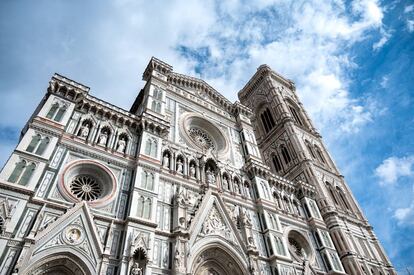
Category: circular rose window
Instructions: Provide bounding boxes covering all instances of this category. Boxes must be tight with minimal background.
[179,113,229,155]
[59,159,117,208]
[286,230,315,262]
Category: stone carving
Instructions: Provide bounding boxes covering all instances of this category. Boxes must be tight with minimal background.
[189,163,196,178]
[201,206,232,242]
[98,130,108,146]
[79,124,90,139]
[163,154,170,168]
[64,225,84,245]
[206,168,216,185]
[176,158,183,174]
[188,127,215,151]
[130,263,143,275]
[117,137,126,153]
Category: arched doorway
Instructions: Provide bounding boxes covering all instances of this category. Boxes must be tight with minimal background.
[192,247,246,275]
[25,253,91,275]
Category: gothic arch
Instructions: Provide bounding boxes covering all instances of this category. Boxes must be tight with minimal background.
[189,238,249,275]
[20,249,94,275]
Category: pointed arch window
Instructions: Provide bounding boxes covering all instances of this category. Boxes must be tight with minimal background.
[305,141,316,159]
[274,236,286,255]
[315,146,326,164]
[143,198,152,219]
[141,171,154,191]
[336,187,351,210]
[327,183,339,205]
[280,145,292,164]
[8,160,35,185]
[151,101,161,113]
[35,137,50,155]
[145,137,158,158]
[260,108,275,133]
[26,134,42,153]
[272,153,283,173]
[289,105,303,126]
[137,196,145,218]
[46,102,66,122]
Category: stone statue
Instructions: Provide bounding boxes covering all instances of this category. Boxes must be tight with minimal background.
[234,182,240,194]
[206,167,215,185]
[223,177,229,190]
[189,163,196,178]
[163,154,170,168]
[98,130,108,146]
[130,263,143,275]
[176,159,183,174]
[79,123,90,139]
[117,137,126,153]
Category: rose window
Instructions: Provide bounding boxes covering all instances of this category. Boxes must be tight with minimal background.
[188,127,216,151]
[59,159,118,208]
[289,237,305,258]
[70,175,102,201]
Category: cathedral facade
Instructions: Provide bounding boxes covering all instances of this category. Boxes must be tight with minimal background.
[0,57,395,275]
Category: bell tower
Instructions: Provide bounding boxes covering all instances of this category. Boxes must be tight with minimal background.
[238,65,395,275]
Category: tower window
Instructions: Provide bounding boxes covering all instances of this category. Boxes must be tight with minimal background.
[280,145,292,164]
[260,108,275,133]
[289,106,303,126]
[272,154,283,173]
[8,160,36,185]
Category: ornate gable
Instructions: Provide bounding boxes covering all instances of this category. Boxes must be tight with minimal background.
[17,202,103,274]
[188,191,247,255]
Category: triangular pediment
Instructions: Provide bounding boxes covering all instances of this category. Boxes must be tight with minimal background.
[20,202,103,274]
[189,191,247,254]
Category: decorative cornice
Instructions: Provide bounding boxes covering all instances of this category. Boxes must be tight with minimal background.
[238,64,295,102]
[143,56,173,81]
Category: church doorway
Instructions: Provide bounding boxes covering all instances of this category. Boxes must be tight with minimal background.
[25,254,91,275]
[192,247,246,275]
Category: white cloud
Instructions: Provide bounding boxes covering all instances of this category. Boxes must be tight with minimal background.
[394,202,414,225]
[380,75,389,88]
[407,20,414,32]
[404,5,414,13]
[375,156,414,185]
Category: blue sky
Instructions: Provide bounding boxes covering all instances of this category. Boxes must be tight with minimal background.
[0,0,413,272]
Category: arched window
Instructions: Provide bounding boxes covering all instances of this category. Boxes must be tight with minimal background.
[274,236,286,255]
[8,160,27,183]
[137,196,145,217]
[336,187,350,210]
[35,137,50,155]
[46,103,59,119]
[153,88,163,100]
[260,108,275,133]
[315,146,326,164]
[46,102,66,122]
[54,105,66,122]
[143,198,152,219]
[26,134,42,153]
[267,236,274,255]
[151,101,161,113]
[19,162,36,185]
[280,145,292,164]
[326,183,339,205]
[145,137,158,158]
[244,182,252,199]
[323,253,332,271]
[289,105,303,126]
[305,141,316,159]
[272,153,283,173]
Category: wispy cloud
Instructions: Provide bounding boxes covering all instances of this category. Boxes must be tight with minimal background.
[375,156,414,185]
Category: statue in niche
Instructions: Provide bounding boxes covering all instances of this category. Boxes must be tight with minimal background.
[163,154,170,168]
[98,130,108,146]
[176,158,183,174]
[130,263,143,275]
[117,137,126,153]
[206,167,215,185]
[79,123,90,139]
[189,163,196,178]
[223,176,229,190]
